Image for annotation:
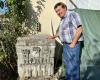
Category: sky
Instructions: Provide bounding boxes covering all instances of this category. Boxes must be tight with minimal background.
[0,0,8,15]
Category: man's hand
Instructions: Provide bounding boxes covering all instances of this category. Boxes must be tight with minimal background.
[69,43,75,48]
[47,34,58,39]
[47,36,55,39]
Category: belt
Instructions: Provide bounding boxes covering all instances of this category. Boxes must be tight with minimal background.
[62,42,71,44]
[62,41,81,44]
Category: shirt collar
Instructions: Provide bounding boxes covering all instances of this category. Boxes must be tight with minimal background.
[61,10,69,20]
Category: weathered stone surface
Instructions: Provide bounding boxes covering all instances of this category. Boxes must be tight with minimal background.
[16,35,56,80]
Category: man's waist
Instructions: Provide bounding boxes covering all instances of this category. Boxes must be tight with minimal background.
[62,42,71,44]
[62,41,82,44]
[59,34,84,42]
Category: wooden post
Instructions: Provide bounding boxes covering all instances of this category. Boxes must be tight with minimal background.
[51,19,54,36]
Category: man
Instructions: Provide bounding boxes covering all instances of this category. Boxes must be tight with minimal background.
[48,2,84,80]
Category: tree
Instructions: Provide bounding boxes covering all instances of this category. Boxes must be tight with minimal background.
[0,0,45,80]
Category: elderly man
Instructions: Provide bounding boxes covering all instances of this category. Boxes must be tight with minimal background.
[48,2,84,80]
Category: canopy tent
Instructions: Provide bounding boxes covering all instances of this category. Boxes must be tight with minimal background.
[67,0,100,10]
[75,9,100,80]
[62,0,100,80]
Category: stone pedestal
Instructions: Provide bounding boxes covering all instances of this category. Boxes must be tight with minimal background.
[16,35,56,80]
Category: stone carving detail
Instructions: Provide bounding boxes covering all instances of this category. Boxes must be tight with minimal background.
[16,35,56,80]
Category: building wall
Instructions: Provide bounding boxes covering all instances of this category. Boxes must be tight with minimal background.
[30,0,67,35]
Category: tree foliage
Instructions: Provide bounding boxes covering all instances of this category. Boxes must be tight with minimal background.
[0,0,45,80]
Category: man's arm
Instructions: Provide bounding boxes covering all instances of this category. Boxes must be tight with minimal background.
[47,33,59,39]
[69,26,83,48]
[47,26,59,39]
[69,12,83,48]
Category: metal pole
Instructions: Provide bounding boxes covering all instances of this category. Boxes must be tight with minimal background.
[69,0,78,8]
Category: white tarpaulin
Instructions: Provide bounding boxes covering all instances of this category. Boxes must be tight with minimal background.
[67,0,100,10]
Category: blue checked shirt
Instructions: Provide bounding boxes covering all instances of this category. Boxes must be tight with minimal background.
[58,10,84,43]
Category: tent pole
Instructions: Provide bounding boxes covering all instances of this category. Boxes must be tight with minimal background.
[69,0,78,8]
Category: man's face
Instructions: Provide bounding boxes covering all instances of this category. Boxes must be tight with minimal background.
[55,6,67,18]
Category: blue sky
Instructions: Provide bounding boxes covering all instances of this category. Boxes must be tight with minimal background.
[0,0,9,14]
